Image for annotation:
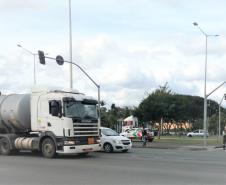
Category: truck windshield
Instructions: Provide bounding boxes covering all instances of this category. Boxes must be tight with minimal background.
[64,99,98,120]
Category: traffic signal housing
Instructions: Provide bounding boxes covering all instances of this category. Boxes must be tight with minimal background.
[38,50,45,65]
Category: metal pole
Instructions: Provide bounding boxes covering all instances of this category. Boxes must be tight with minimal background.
[203,35,207,148]
[33,54,36,84]
[206,81,226,97]
[218,95,225,141]
[98,86,101,131]
[219,104,221,141]
[193,22,219,148]
[69,0,73,89]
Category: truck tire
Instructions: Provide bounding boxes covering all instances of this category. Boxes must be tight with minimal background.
[0,138,11,155]
[41,138,56,158]
[104,143,113,153]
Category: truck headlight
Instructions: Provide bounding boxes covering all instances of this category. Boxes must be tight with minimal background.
[64,141,75,145]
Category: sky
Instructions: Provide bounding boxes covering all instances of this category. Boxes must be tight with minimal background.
[1,0,226,108]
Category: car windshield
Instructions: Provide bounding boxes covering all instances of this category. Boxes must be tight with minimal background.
[101,128,119,136]
[63,98,98,120]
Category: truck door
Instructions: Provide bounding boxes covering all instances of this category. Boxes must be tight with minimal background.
[47,100,63,136]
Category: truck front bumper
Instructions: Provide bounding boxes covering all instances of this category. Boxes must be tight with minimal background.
[56,144,101,154]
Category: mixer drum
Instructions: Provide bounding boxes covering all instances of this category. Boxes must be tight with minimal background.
[0,94,31,131]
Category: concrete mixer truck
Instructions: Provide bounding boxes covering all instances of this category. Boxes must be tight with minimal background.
[0,87,101,158]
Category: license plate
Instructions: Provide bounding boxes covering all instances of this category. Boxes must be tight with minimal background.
[88,137,95,144]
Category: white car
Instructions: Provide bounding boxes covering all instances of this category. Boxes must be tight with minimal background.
[100,127,132,153]
[187,129,209,137]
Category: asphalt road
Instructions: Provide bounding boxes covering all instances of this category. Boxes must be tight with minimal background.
[0,148,226,185]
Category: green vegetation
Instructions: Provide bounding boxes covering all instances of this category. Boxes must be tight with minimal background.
[101,83,226,134]
[100,103,134,128]
[132,135,222,146]
[153,136,221,146]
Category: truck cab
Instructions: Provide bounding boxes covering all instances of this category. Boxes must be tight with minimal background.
[31,87,101,157]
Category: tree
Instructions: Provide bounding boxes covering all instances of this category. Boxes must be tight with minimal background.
[100,103,134,129]
[208,111,226,135]
[134,83,222,133]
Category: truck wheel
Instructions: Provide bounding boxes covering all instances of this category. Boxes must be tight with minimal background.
[0,138,11,155]
[104,143,113,153]
[41,138,56,158]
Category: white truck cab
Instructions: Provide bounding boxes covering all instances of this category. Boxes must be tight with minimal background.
[100,127,132,153]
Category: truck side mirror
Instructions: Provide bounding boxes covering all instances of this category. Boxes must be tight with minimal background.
[58,112,62,118]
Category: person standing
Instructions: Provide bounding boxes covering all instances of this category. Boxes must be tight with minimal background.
[223,126,226,150]
[142,126,147,147]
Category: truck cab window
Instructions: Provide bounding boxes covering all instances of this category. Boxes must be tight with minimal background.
[49,100,61,117]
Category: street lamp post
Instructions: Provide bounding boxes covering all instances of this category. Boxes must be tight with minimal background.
[17,44,36,85]
[68,0,73,89]
[193,22,219,148]
[218,94,226,141]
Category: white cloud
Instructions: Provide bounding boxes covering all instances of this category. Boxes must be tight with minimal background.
[1,32,226,107]
[0,0,46,11]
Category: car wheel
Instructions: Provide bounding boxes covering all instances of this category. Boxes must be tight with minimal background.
[41,138,56,158]
[104,143,113,153]
[188,135,192,137]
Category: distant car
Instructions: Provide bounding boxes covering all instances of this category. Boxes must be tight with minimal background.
[100,127,132,153]
[187,129,209,137]
[120,128,154,142]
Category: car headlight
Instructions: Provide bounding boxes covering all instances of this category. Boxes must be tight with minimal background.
[113,140,122,144]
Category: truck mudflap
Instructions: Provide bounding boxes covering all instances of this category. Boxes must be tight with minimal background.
[56,144,101,154]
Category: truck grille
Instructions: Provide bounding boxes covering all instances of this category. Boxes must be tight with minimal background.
[75,136,99,145]
[73,122,99,137]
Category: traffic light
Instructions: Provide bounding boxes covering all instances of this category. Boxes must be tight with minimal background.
[56,55,64,65]
[38,50,45,65]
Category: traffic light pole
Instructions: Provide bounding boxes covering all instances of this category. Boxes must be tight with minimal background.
[38,53,101,128]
